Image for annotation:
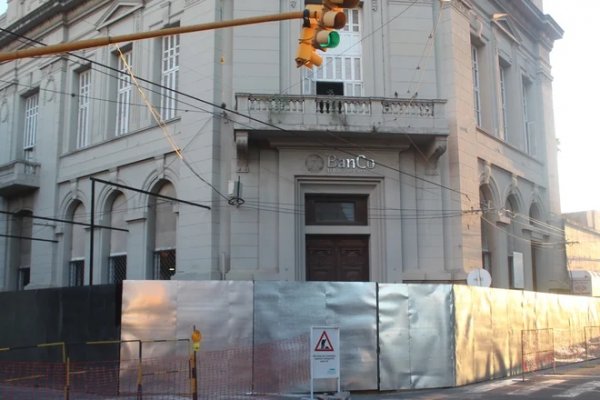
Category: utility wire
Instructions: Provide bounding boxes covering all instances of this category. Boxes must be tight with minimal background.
[0,18,471,205]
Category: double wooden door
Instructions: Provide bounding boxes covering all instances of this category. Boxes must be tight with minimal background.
[306,235,369,281]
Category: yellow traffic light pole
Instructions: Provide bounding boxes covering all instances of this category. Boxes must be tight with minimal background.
[0,11,304,62]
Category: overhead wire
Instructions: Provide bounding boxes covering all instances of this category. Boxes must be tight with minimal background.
[0,2,505,221]
[0,12,472,210]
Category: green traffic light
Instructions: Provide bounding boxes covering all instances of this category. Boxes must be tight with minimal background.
[319,31,340,48]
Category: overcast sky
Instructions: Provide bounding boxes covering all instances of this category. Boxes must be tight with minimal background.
[0,1,597,213]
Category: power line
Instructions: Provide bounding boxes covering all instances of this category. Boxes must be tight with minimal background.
[0,7,471,212]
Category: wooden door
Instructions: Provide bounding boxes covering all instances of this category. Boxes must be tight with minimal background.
[306,235,369,281]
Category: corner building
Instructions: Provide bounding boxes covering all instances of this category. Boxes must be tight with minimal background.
[0,0,569,292]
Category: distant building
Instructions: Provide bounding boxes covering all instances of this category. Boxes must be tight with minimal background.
[564,211,600,273]
[0,0,568,292]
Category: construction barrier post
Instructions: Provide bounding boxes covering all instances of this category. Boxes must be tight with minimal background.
[137,339,143,400]
[64,357,70,400]
[191,326,202,400]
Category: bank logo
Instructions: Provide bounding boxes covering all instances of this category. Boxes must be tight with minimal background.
[306,154,325,172]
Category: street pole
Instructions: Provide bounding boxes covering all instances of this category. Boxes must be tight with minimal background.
[0,11,304,62]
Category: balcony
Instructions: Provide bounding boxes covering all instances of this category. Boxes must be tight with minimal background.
[234,94,448,136]
[0,160,41,197]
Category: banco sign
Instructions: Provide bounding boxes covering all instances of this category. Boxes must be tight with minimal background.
[327,154,376,170]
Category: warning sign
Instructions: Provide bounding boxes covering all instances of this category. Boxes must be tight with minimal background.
[310,327,340,380]
[314,331,334,352]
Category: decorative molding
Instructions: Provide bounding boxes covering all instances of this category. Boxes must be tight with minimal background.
[185,0,205,7]
[480,160,492,185]
[96,1,144,30]
[424,137,447,175]
[44,77,56,103]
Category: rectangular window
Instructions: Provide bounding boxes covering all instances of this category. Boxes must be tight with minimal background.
[160,34,180,120]
[69,259,84,287]
[305,194,368,225]
[523,78,536,156]
[23,92,38,151]
[302,9,362,97]
[18,267,30,290]
[116,51,132,136]
[77,69,91,148]
[471,45,482,127]
[109,254,127,284]
[154,249,176,280]
[499,63,508,139]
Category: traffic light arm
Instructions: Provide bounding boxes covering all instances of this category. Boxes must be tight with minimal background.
[0,11,304,62]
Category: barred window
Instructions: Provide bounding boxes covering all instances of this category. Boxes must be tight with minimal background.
[77,69,91,148]
[23,92,38,150]
[160,34,180,120]
[472,45,482,127]
[69,259,84,287]
[151,183,177,280]
[70,202,86,286]
[109,255,127,284]
[116,50,132,136]
[499,63,508,139]
[154,249,176,280]
[109,193,128,283]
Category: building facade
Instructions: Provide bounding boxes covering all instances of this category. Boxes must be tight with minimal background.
[0,0,568,292]
[564,211,600,273]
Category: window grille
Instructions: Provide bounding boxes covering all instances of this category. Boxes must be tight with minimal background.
[69,259,84,287]
[499,64,508,139]
[116,51,132,136]
[153,249,176,280]
[471,46,482,126]
[23,93,38,150]
[160,35,180,120]
[77,69,91,148]
[109,254,127,284]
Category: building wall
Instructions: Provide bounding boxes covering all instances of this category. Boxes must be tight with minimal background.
[0,0,567,292]
[565,211,600,272]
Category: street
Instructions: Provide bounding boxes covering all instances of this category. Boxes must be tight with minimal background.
[350,359,600,400]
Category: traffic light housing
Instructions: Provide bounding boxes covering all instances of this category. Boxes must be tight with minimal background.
[295,0,360,69]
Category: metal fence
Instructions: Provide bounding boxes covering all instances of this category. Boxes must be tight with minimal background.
[5,282,600,397]
[0,335,309,399]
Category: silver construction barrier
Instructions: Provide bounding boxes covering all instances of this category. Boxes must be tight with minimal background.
[121,281,600,392]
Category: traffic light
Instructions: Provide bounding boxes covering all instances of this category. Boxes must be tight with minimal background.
[295,0,360,69]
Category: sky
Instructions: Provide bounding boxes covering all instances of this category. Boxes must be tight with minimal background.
[0,1,596,213]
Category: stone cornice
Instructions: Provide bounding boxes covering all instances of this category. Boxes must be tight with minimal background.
[0,0,113,49]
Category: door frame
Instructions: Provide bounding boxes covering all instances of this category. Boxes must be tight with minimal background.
[295,177,385,282]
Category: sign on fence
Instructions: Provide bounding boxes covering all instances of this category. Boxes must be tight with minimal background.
[310,326,340,398]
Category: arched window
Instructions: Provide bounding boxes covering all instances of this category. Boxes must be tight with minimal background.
[108,193,127,284]
[505,195,520,288]
[150,182,177,280]
[529,202,543,291]
[479,186,494,274]
[69,202,86,286]
[10,210,33,290]
[529,202,541,226]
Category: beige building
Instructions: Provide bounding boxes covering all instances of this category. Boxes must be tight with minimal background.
[0,0,568,292]
[564,211,600,272]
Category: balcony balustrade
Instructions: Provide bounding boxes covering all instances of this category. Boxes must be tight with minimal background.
[0,159,41,197]
[234,93,448,135]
